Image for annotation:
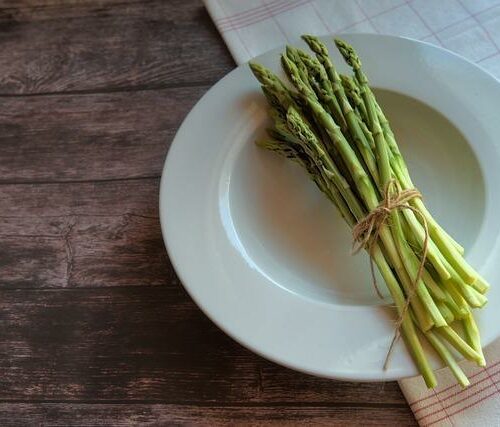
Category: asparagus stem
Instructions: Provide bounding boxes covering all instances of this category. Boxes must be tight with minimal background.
[422,270,447,302]
[409,315,467,388]
[467,286,488,308]
[424,328,470,387]
[340,74,375,152]
[472,275,491,294]
[285,46,315,92]
[439,255,488,308]
[340,73,369,123]
[436,301,455,324]
[400,208,451,282]
[463,313,486,366]
[335,38,391,185]
[374,248,436,387]
[437,326,482,364]
[442,289,469,319]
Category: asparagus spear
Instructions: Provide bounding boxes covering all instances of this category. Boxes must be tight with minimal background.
[463,313,486,366]
[249,62,297,112]
[472,275,490,294]
[340,73,368,123]
[423,327,470,387]
[288,46,347,132]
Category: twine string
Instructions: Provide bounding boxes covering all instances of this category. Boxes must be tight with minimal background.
[351,180,429,369]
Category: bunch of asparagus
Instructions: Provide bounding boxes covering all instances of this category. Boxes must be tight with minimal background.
[249,35,490,388]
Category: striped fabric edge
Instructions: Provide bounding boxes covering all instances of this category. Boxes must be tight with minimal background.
[413,366,500,415]
[422,388,500,426]
[409,359,500,407]
[218,0,312,32]
[215,0,286,23]
[413,368,500,425]
[216,0,290,25]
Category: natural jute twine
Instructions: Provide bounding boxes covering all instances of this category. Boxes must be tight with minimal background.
[352,180,429,369]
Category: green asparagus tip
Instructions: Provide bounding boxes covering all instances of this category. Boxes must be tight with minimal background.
[248,61,261,76]
[334,38,361,69]
[285,45,298,58]
[280,53,291,73]
[255,137,279,150]
[281,53,315,99]
[302,34,328,56]
[286,106,313,142]
[248,62,276,86]
[261,85,279,106]
[299,52,321,74]
[281,53,299,81]
[295,47,315,65]
[339,74,361,97]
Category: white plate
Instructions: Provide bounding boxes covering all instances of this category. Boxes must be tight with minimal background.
[160,34,500,381]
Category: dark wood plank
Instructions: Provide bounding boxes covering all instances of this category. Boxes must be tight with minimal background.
[0,179,172,288]
[0,286,407,406]
[0,0,234,94]
[0,86,207,182]
[0,403,417,426]
[258,364,404,404]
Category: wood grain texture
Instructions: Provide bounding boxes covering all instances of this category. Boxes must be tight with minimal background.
[0,86,208,182]
[0,0,416,424]
[0,404,418,426]
[0,0,234,94]
[0,179,170,288]
[0,286,406,406]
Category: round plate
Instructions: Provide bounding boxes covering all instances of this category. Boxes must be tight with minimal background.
[160,34,500,381]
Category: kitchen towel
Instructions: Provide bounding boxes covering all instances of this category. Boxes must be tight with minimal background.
[203,0,500,425]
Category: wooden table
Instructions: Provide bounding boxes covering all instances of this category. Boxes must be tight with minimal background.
[0,1,417,425]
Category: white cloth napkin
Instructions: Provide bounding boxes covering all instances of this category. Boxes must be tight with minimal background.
[203,0,500,425]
